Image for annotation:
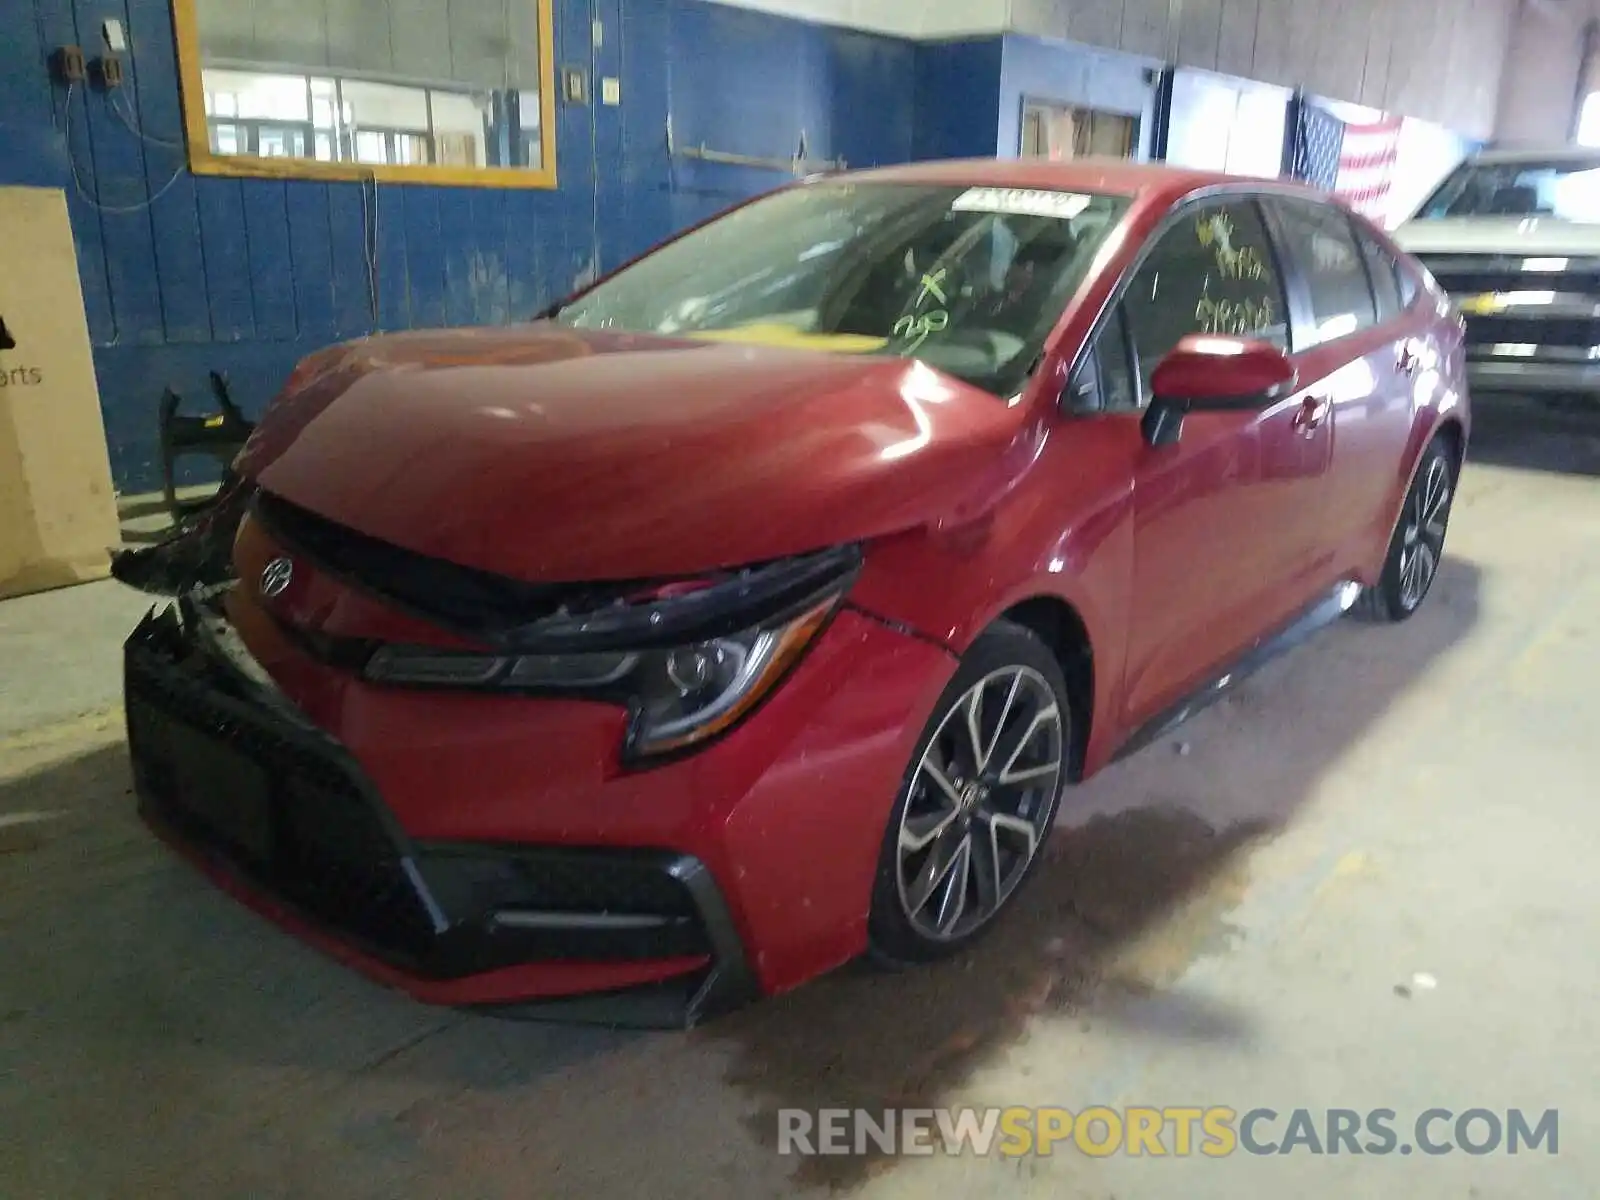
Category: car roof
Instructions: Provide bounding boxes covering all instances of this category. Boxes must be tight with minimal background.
[832,157,1320,208]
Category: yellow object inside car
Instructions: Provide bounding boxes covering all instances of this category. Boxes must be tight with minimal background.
[686,323,888,353]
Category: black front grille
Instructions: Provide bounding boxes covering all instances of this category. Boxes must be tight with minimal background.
[124,605,726,979]
[418,846,712,961]
[424,846,701,918]
[126,634,442,968]
[1464,313,1600,348]
[250,490,641,634]
[1417,254,1600,297]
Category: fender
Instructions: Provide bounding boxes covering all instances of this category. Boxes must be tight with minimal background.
[1374,399,1470,577]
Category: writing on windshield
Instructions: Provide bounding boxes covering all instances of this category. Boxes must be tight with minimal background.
[554,181,1130,398]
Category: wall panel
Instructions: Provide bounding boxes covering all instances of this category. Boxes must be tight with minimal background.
[1494,0,1588,146]
[1007,0,1517,137]
[1,0,914,491]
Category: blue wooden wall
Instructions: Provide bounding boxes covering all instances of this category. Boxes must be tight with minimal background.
[0,0,917,492]
[912,38,1006,161]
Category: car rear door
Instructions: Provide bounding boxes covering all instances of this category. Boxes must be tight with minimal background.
[1108,194,1337,728]
[1262,197,1418,577]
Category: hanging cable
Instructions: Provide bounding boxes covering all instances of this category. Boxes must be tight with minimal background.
[108,88,185,151]
[360,168,380,324]
[60,82,187,214]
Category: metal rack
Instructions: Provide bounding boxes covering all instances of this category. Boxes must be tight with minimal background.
[664,115,846,175]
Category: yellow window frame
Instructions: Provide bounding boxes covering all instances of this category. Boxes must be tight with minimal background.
[170,0,558,189]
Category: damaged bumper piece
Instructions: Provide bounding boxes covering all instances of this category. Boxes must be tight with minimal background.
[124,587,765,1028]
[111,474,253,597]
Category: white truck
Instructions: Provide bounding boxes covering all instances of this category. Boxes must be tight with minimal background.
[1393,147,1600,405]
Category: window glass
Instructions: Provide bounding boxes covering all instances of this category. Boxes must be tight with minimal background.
[559,182,1131,399]
[188,0,547,177]
[1355,227,1403,322]
[1122,200,1288,395]
[1273,200,1376,345]
[1099,304,1138,411]
[1020,100,1137,161]
[1067,304,1137,414]
[1419,158,1600,222]
[1398,261,1418,307]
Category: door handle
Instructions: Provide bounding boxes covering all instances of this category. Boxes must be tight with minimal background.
[1292,395,1331,436]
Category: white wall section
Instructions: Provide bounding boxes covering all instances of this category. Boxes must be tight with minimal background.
[1494,0,1590,146]
[1007,0,1515,139]
[708,0,1519,139]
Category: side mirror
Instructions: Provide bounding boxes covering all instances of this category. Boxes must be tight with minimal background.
[1141,335,1299,448]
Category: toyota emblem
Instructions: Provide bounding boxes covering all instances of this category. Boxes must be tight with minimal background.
[259,556,294,598]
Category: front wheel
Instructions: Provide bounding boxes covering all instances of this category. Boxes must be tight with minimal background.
[867,621,1071,966]
[1352,435,1457,623]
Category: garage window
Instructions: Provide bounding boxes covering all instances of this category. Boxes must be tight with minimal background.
[173,0,556,189]
[1021,100,1138,161]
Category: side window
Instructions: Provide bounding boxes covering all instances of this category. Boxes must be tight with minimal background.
[1354,225,1403,322]
[1397,259,1419,308]
[1067,304,1138,413]
[1123,200,1289,397]
[1098,304,1138,411]
[1272,199,1378,345]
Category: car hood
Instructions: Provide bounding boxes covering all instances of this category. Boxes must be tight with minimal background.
[236,324,1035,582]
[1394,216,1600,256]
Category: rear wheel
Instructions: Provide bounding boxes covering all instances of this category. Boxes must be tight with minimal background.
[867,621,1070,966]
[1352,436,1456,623]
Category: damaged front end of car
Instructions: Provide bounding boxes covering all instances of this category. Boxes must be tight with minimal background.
[122,490,872,1024]
[125,590,771,1026]
[110,472,256,597]
[241,490,867,764]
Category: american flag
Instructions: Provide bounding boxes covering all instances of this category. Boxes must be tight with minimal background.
[1291,101,1403,221]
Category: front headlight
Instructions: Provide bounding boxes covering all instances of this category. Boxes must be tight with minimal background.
[362,593,839,760]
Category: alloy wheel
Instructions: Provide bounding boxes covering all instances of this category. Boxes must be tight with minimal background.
[895,665,1066,941]
[1398,455,1452,611]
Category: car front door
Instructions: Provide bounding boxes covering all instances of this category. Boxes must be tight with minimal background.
[1111,195,1337,728]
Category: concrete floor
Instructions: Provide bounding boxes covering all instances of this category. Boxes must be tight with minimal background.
[2,410,1597,1198]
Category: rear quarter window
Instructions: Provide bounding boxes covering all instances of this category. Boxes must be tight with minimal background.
[1353,225,1404,322]
[1269,198,1378,346]
[1396,258,1421,308]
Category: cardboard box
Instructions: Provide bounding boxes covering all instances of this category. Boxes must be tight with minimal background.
[0,186,121,600]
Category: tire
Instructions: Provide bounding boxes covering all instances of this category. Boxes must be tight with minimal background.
[1351,435,1457,623]
[867,620,1072,967]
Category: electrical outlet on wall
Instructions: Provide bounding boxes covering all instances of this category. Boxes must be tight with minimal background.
[562,65,589,104]
[601,77,621,106]
[92,56,124,89]
[50,46,86,84]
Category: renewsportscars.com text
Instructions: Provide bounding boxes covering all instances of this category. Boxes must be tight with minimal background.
[778,1106,1559,1158]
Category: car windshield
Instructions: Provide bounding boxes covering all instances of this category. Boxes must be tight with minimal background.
[554,181,1130,397]
[1417,159,1600,223]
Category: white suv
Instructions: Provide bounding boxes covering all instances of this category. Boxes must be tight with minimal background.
[1393,148,1600,402]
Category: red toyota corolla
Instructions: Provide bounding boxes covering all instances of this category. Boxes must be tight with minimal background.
[118,160,1468,1026]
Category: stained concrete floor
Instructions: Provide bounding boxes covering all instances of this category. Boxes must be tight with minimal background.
[2,409,1597,1198]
